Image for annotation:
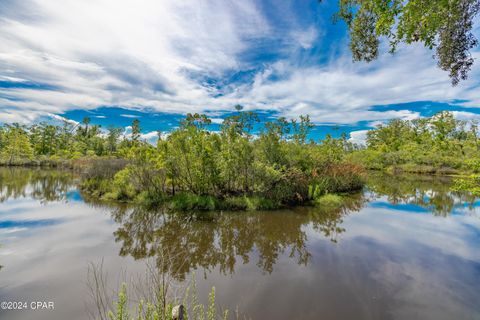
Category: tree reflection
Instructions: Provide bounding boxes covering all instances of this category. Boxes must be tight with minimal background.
[0,167,75,203]
[107,192,367,280]
[366,172,478,216]
[3,167,476,284]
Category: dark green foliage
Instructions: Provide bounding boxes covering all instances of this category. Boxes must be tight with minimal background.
[332,0,480,85]
[315,194,344,208]
[169,193,220,211]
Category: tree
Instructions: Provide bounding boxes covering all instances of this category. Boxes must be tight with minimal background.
[82,117,91,136]
[131,119,141,143]
[107,126,123,154]
[430,111,459,150]
[367,119,411,152]
[29,122,58,156]
[220,108,258,193]
[291,115,314,144]
[331,0,480,85]
[1,124,34,164]
[0,126,5,150]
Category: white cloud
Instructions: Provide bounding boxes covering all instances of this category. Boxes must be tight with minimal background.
[451,111,480,121]
[140,131,159,142]
[227,46,480,123]
[0,0,479,125]
[349,130,369,145]
[0,0,270,120]
[0,75,25,82]
[48,113,79,126]
[210,118,224,124]
[291,26,318,49]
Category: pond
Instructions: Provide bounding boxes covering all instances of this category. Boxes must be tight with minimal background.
[0,168,479,320]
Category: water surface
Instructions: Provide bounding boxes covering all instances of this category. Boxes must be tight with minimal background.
[0,168,479,320]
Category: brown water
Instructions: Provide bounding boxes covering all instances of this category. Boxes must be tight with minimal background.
[0,168,479,320]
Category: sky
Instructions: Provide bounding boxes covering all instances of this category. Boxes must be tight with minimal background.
[1,0,480,142]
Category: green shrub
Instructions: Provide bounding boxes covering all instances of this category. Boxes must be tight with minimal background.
[464,159,480,173]
[243,196,278,210]
[315,194,344,208]
[222,196,248,210]
[170,193,219,211]
[112,167,137,200]
[80,177,112,198]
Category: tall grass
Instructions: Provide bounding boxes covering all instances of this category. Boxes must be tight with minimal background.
[107,283,227,320]
[87,259,247,320]
[309,163,364,199]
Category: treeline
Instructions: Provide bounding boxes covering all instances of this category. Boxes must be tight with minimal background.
[0,109,364,209]
[3,109,479,209]
[0,118,142,165]
[350,111,480,174]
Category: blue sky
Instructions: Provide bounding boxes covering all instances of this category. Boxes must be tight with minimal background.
[1,0,480,142]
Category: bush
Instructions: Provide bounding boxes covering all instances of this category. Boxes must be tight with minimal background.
[464,159,480,173]
[314,163,365,194]
[80,177,112,198]
[315,194,344,208]
[82,158,128,180]
[222,196,248,210]
[170,193,219,211]
[112,167,138,200]
[242,196,278,210]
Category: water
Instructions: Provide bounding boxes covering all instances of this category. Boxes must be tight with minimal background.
[0,168,479,320]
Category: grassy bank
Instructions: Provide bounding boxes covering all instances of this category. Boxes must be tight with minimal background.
[386,164,460,175]
[80,161,365,211]
[78,151,365,212]
[347,112,480,176]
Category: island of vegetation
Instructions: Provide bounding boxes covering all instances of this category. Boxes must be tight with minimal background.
[1,109,480,210]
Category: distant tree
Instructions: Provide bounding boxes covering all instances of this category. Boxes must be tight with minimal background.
[181,113,212,130]
[1,124,33,164]
[291,115,314,144]
[131,119,141,143]
[107,126,123,154]
[58,120,74,154]
[430,111,460,149]
[327,0,480,85]
[29,122,58,156]
[82,117,91,136]
[0,126,5,150]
